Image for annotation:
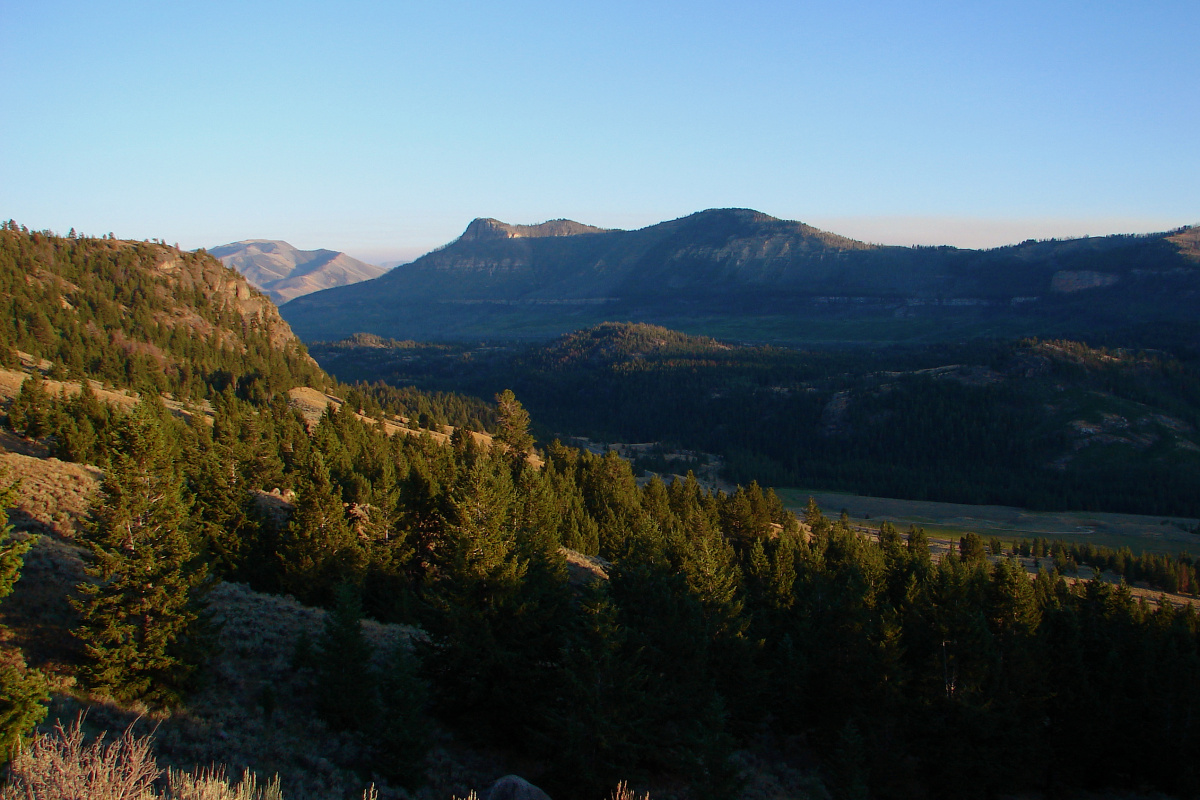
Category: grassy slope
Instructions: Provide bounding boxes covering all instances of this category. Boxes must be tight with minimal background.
[776,487,1200,556]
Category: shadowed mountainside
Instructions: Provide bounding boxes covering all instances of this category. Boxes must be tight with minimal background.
[281,209,1200,344]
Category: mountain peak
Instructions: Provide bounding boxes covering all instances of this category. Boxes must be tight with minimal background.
[685,208,779,225]
[208,240,385,304]
[459,217,611,243]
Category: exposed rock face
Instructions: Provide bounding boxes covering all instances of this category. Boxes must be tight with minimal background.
[146,249,309,356]
[208,240,386,304]
[280,211,1200,343]
[460,218,610,242]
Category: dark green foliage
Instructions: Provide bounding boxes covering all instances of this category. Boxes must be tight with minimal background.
[0,469,48,763]
[828,721,869,800]
[958,532,987,564]
[7,224,1200,797]
[0,473,33,603]
[5,373,52,439]
[494,389,534,463]
[314,584,375,731]
[0,659,49,764]
[275,449,358,605]
[419,448,572,747]
[539,584,651,795]
[316,325,1200,518]
[72,402,211,705]
[371,642,431,788]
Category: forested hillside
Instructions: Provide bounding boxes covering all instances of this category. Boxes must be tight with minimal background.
[0,222,323,399]
[311,323,1200,518]
[3,228,1200,800]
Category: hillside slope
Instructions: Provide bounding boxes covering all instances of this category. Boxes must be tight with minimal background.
[0,224,323,398]
[281,209,1200,343]
[311,322,1200,518]
[208,239,386,304]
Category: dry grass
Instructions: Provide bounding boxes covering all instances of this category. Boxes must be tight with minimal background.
[0,365,214,429]
[78,582,423,800]
[285,388,542,468]
[0,367,138,411]
[23,578,511,800]
[0,451,101,539]
[2,714,386,800]
[3,716,159,800]
[0,440,517,800]
[0,451,97,682]
[559,547,610,587]
[610,783,651,800]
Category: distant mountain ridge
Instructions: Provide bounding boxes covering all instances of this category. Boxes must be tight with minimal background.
[458,217,610,242]
[208,240,386,304]
[280,208,1200,344]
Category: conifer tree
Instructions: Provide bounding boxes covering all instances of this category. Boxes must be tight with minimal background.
[314,583,375,731]
[0,468,48,762]
[276,449,358,604]
[494,389,533,465]
[0,473,33,602]
[371,640,430,788]
[72,402,209,704]
[5,373,51,438]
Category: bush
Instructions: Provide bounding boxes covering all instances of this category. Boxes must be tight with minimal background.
[1,716,289,800]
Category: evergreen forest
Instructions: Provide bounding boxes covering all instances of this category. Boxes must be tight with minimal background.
[1,226,1199,800]
[310,322,1200,518]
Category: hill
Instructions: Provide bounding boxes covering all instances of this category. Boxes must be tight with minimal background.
[207,239,386,304]
[0,224,323,399]
[309,322,1200,519]
[280,209,1200,344]
[5,225,1200,800]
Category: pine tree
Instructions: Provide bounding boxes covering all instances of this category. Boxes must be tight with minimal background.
[421,451,568,743]
[275,449,358,605]
[72,403,209,704]
[314,584,375,731]
[0,473,33,602]
[494,389,534,465]
[371,640,430,788]
[959,532,987,564]
[0,468,48,762]
[5,373,51,438]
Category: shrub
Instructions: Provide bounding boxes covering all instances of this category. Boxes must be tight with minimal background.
[3,716,158,800]
[1,716,289,800]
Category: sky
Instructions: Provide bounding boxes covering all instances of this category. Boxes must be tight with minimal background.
[2,0,1197,265]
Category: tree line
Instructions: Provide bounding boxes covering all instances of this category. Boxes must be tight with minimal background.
[5,380,1200,798]
[309,323,1200,519]
[3,229,1199,798]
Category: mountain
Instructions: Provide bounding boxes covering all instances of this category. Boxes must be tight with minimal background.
[280,208,1200,344]
[208,239,386,304]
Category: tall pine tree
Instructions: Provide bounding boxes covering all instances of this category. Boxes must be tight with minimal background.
[0,468,48,762]
[72,402,210,704]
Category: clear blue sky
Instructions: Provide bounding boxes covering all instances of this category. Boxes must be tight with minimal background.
[2,0,1197,264]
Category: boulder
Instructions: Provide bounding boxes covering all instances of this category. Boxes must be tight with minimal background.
[485,774,552,800]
